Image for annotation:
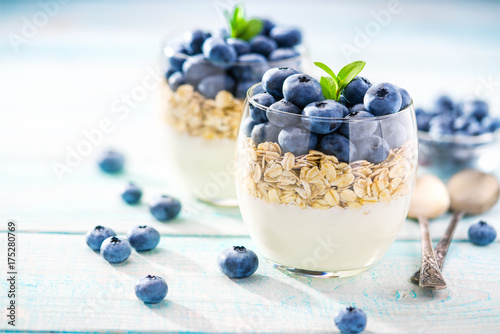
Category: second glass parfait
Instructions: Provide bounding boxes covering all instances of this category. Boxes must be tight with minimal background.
[161,35,305,206]
[237,83,418,277]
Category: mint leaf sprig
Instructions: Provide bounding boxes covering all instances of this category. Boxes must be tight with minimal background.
[314,61,366,101]
[223,4,263,41]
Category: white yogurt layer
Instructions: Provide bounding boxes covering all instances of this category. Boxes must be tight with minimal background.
[238,192,411,272]
[164,126,237,201]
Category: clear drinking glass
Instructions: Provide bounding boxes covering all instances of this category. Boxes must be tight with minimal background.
[236,83,418,277]
[160,39,306,206]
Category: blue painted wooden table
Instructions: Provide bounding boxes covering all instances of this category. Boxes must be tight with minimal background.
[1,0,499,333]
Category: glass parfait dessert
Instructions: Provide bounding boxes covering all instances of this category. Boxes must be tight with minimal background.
[236,62,418,277]
[161,4,305,206]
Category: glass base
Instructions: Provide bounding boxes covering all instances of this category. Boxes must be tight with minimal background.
[269,260,371,278]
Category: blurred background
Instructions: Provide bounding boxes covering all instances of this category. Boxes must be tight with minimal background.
[1,0,499,220]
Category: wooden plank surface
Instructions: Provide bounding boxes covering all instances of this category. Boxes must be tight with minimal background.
[0,233,499,333]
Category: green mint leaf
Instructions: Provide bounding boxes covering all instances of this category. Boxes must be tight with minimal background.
[337,60,366,89]
[320,76,338,100]
[228,4,247,38]
[239,18,263,41]
[314,62,336,79]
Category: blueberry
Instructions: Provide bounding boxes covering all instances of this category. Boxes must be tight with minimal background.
[121,182,142,205]
[127,225,160,251]
[338,95,353,109]
[251,122,282,145]
[260,19,275,36]
[468,221,497,246]
[217,246,259,279]
[334,306,367,334]
[398,87,412,110]
[467,121,485,136]
[198,75,235,99]
[355,135,390,163]
[302,100,347,134]
[379,120,407,148]
[97,149,125,174]
[278,127,318,156]
[343,77,372,105]
[182,55,222,86]
[165,68,176,81]
[435,95,454,112]
[415,109,434,132]
[226,38,250,56]
[235,81,264,99]
[250,35,277,57]
[268,48,299,61]
[320,133,356,163]
[231,53,268,82]
[149,195,182,222]
[135,275,168,303]
[350,104,366,113]
[262,67,299,100]
[167,44,189,72]
[283,74,325,108]
[267,100,302,127]
[482,116,500,132]
[202,37,237,68]
[338,110,377,140]
[184,30,209,54]
[364,82,402,116]
[100,236,132,263]
[270,27,302,47]
[86,226,116,251]
[428,114,454,136]
[241,117,257,137]
[167,71,186,91]
[211,28,229,39]
[462,99,489,121]
[452,115,475,132]
[249,93,275,123]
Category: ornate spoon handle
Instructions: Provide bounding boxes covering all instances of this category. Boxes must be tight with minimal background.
[417,216,447,289]
[411,211,464,284]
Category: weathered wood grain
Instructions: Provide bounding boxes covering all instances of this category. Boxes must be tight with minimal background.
[0,234,498,333]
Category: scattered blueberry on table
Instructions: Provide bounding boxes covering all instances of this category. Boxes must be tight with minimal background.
[217,246,259,279]
[334,306,367,334]
[416,96,500,136]
[164,4,303,99]
[149,195,182,222]
[134,275,168,304]
[85,226,116,251]
[127,226,161,252]
[97,149,125,174]
[243,61,412,164]
[100,236,132,263]
[121,182,143,205]
[468,221,497,246]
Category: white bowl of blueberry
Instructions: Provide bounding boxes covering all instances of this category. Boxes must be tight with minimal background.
[416,96,500,178]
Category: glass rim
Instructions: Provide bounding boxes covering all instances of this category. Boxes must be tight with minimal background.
[418,128,500,144]
[246,83,414,122]
[163,44,306,67]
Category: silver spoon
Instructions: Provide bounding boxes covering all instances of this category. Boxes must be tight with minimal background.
[410,170,500,286]
[409,175,450,289]
[410,211,464,284]
[418,216,447,289]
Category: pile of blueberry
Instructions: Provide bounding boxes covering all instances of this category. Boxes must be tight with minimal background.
[86,225,168,303]
[416,96,500,137]
[242,66,412,164]
[86,225,161,263]
[165,22,302,99]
